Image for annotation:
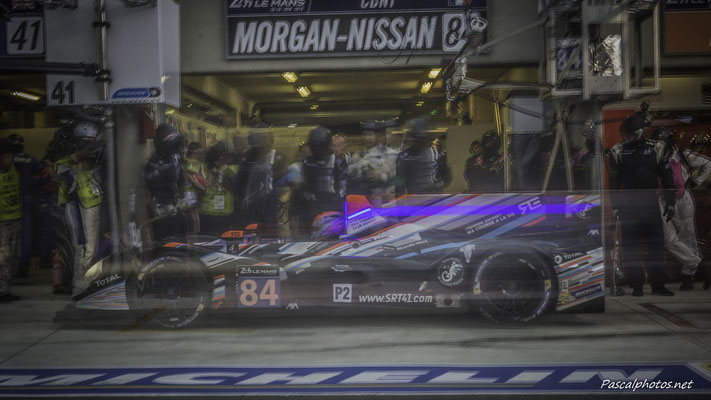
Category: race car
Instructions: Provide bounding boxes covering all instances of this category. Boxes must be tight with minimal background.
[74,192,606,328]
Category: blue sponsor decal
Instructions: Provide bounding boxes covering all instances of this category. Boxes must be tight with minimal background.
[570,284,603,299]
[112,87,161,99]
[0,364,709,395]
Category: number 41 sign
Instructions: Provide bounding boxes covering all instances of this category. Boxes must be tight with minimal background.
[2,15,44,56]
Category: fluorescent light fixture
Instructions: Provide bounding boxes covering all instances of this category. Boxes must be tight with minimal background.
[420,81,433,94]
[310,104,319,110]
[282,72,298,83]
[296,86,310,98]
[288,123,298,128]
[347,208,372,220]
[428,68,442,79]
[11,91,40,101]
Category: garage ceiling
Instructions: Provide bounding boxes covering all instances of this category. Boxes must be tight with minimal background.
[0,67,511,129]
[211,67,510,128]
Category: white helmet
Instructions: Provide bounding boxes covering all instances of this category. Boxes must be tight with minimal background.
[73,121,99,139]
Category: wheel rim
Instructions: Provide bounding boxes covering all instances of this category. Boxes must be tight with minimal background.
[479,257,549,319]
[138,260,207,326]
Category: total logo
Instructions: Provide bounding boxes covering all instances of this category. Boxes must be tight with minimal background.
[553,251,584,265]
[94,274,120,288]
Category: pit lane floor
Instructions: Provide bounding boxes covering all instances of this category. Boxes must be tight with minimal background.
[1,267,710,399]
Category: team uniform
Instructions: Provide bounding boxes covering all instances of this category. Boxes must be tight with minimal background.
[55,155,104,296]
[0,160,22,300]
[608,123,676,295]
[658,149,711,286]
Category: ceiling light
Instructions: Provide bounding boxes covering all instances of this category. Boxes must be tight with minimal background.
[310,104,319,110]
[288,123,297,128]
[11,91,40,101]
[416,101,424,107]
[428,68,442,79]
[420,81,433,94]
[282,72,298,83]
[296,86,310,98]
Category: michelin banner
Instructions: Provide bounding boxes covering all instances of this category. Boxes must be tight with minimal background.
[225,0,487,59]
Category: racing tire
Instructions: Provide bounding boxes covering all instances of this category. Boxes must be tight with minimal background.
[472,251,557,323]
[126,253,211,329]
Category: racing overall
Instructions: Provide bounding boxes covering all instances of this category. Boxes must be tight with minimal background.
[464,152,504,193]
[395,143,451,195]
[237,148,286,227]
[198,165,237,235]
[55,157,103,296]
[144,152,185,242]
[608,138,675,290]
[0,164,22,296]
[301,153,343,228]
[348,144,398,202]
[13,151,48,275]
[183,157,208,234]
[657,149,711,279]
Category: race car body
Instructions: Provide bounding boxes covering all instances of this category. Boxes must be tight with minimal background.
[75,192,605,328]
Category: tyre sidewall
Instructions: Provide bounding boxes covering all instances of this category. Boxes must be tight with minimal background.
[127,253,210,329]
[473,251,556,323]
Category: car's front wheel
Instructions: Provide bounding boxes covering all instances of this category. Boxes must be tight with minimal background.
[472,251,557,323]
[127,253,211,329]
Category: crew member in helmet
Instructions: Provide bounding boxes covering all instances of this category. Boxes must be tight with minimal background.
[465,131,504,192]
[6,134,50,277]
[144,123,186,242]
[236,124,287,228]
[0,139,22,301]
[464,140,481,192]
[348,120,398,203]
[298,127,344,230]
[651,127,711,291]
[54,120,105,297]
[395,117,451,195]
[608,114,676,297]
[199,142,238,235]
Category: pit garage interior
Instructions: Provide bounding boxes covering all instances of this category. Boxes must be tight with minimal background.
[2,69,711,400]
[1,64,538,197]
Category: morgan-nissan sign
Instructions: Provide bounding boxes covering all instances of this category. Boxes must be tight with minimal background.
[225,0,488,59]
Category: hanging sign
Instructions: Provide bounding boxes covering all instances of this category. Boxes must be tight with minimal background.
[225,0,488,59]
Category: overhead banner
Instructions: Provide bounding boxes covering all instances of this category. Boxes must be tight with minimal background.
[225,0,488,59]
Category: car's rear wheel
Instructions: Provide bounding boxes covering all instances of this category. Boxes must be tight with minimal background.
[473,251,557,323]
[127,253,211,329]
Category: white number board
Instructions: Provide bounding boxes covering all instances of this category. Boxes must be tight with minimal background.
[44,0,179,107]
[46,75,105,107]
[5,15,44,55]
